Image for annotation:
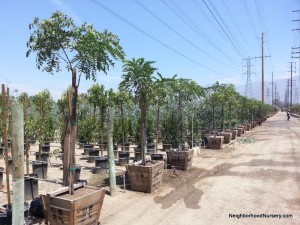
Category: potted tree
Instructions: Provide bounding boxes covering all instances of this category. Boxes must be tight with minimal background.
[166,78,203,170]
[204,82,224,149]
[121,58,164,193]
[27,11,125,224]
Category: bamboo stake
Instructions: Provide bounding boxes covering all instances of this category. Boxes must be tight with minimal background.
[12,103,25,225]
[107,107,116,196]
[1,84,11,206]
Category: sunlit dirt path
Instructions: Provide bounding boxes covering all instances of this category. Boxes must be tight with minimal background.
[100,111,300,225]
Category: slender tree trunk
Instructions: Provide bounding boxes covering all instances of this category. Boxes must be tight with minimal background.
[63,69,77,194]
[38,99,43,160]
[101,105,105,156]
[213,104,215,136]
[155,106,160,153]
[2,84,11,205]
[228,104,232,128]
[141,97,147,165]
[93,105,96,145]
[12,103,25,225]
[121,102,125,152]
[178,95,183,148]
[221,104,224,131]
[107,107,116,196]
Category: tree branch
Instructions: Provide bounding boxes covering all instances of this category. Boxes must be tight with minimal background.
[59,43,73,71]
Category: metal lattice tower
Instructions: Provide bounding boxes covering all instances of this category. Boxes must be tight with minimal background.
[243,57,254,98]
[266,87,271,104]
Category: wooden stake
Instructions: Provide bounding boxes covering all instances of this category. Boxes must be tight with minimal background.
[107,107,116,196]
[12,103,25,225]
[24,94,30,175]
[1,84,11,206]
[63,68,77,195]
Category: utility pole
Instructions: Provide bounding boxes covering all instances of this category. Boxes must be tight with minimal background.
[262,33,264,104]
[292,10,300,83]
[256,33,271,105]
[288,62,296,107]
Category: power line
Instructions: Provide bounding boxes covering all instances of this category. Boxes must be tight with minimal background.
[222,0,254,56]
[202,0,245,58]
[89,0,226,75]
[243,0,259,42]
[133,0,234,69]
[254,0,265,32]
[207,0,248,57]
[161,0,238,66]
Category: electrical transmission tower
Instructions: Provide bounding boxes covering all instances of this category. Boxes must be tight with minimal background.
[266,87,271,104]
[243,57,254,98]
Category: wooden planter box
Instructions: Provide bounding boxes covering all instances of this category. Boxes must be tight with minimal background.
[225,129,237,140]
[41,184,105,225]
[245,124,251,131]
[236,128,243,137]
[167,149,193,171]
[218,132,232,144]
[231,129,238,140]
[126,160,164,193]
[237,126,245,134]
[207,136,224,149]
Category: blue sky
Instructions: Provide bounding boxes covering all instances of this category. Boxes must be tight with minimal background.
[0,0,299,101]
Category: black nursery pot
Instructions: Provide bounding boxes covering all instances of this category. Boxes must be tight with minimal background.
[0,167,4,187]
[32,161,48,179]
[24,174,39,201]
[0,202,30,225]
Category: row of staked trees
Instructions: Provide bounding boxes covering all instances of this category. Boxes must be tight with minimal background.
[1,78,270,150]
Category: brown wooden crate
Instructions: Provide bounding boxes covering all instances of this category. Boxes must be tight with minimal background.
[41,186,105,225]
[167,149,193,171]
[208,136,224,149]
[126,161,164,193]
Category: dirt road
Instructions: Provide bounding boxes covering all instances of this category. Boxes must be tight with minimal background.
[100,111,300,225]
